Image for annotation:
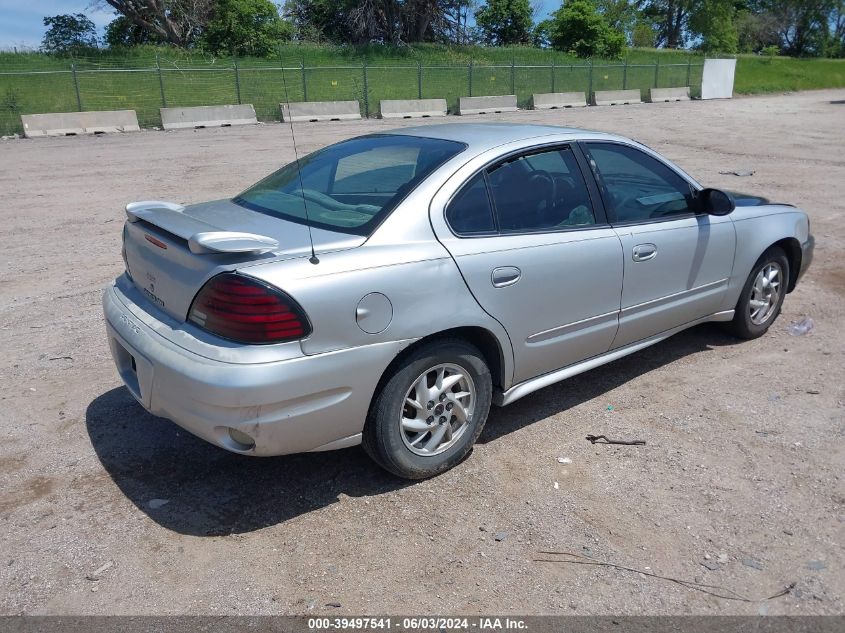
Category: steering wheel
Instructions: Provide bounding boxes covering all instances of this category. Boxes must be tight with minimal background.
[527,170,556,210]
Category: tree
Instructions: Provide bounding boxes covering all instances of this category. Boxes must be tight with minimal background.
[284,0,473,45]
[94,0,212,47]
[830,1,845,57]
[474,0,534,46]
[596,0,639,36]
[757,0,834,57]
[203,0,292,55]
[548,0,626,57]
[105,15,164,47]
[639,0,694,48]
[689,0,739,52]
[532,18,553,47]
[631,19,657,47]
[736,9,780,52]
[41,14,99,54]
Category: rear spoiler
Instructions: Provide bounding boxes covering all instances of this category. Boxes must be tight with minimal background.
[125,201,279,255]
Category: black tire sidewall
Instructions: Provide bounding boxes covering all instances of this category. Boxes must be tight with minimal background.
[732,248,789,339]
[363,339,492,479]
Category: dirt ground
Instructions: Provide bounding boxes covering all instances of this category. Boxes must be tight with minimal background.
[0,90,843,617]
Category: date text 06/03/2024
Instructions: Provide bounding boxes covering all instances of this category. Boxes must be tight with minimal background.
[307,617,528,630]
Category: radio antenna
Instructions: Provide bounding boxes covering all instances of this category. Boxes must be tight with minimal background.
[281,65,319,265]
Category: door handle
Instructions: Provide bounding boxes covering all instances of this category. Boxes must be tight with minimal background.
[491,266,521,288]
[632,243,657,262]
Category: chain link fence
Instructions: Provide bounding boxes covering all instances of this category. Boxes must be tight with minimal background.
[0,56,704,136]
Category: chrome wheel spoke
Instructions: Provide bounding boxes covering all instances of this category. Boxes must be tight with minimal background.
[749,299,768,309]
[451,399,468,423]
[402,417,434,433]
[439,373,463,395]
[423,424,449,453]
[408,431,429,447]
[414,375,431,404]
[405,396,424,412]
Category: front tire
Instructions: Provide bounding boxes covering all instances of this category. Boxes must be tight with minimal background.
[727,247,789,339]
[363,338,492,479]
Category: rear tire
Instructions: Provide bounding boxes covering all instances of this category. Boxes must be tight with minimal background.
[363,338,492,479]
[726,247,789,340]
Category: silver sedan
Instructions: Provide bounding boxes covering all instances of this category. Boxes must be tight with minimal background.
[103,123,813,478]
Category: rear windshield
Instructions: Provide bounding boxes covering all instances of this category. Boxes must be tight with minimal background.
[233,134,465,236]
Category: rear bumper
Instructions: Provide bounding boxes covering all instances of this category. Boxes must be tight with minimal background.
[102,281,410,456]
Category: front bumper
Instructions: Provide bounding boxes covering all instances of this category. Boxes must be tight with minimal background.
[103,281,410,456]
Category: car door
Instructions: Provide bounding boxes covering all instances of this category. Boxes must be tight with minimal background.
[581,141,737,349]
[432,144,624,385]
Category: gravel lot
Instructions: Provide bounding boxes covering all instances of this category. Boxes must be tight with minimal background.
[0,89,843,616]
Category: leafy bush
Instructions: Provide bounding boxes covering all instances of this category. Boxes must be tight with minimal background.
[203,0,292,57]
[548,0,626,59]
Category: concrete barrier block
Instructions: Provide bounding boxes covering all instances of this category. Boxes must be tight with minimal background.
[458,95,517,115]
[160,104,257,130]
[21,110,140,138]
[380,98,447,119]
[649,87,691,102]
[280,101,361,122]
[532,92,587,109]
[592,89,642,106]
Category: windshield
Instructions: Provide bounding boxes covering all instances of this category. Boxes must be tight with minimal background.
[234,134,465,236]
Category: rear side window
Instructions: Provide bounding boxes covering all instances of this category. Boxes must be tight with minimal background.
[487,147,596,233]
[446,174,496,235]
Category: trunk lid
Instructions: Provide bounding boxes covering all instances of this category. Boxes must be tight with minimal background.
[122,198,364,321]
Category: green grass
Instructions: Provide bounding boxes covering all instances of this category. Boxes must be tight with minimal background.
[735,54,845,94]
[5,44,841,137]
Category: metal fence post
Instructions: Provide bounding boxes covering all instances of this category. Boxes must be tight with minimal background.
[686,58,692,87]
[233,58,242,104]
[654,57,660,88]
[468,59,473,97]
[587,59,593,101]
[417,61,422,99]
[622,58,628,90]
[301,61,307,101]
[510,56,515,95]
[156,55,167,107]
[71,63,82,111]
[362,62,369,118]
[551,59,555,93]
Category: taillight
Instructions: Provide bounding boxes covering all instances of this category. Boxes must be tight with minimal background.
[188,273,311,344]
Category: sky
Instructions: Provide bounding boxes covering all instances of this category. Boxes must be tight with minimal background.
[0,0,114,50]
[0,1,553,51]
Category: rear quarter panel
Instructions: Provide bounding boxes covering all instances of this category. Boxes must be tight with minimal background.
[245,240,516,387]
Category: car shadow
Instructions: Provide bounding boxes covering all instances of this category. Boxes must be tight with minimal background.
[85,389,411,536]
[478,323,740,444]
[86,323,740,536]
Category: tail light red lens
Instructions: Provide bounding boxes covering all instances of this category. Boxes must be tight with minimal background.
[188,273,311,344]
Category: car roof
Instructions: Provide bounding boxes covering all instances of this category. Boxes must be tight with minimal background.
[389,122,623,153]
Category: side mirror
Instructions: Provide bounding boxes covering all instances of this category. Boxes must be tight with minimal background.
[698,188,735,216]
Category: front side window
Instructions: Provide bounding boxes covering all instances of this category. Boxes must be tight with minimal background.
[585,142,696,224]
[235,134,465,236]
[487,147,596,233]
